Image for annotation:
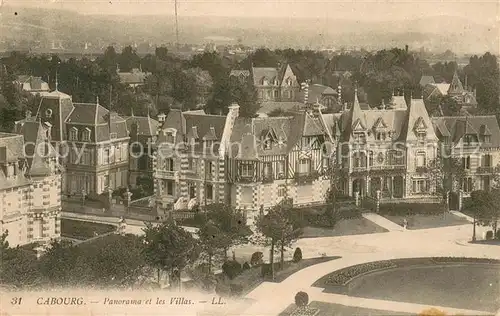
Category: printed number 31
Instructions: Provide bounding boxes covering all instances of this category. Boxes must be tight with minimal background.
[11,297,22,305]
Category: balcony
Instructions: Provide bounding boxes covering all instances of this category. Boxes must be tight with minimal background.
[155,170,179,179]
[237,176,255,184]
[294,171,320,185]
[477,166,494,174]
[415,166,428,173]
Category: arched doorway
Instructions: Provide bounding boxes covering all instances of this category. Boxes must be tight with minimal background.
[370,177,382,197]
[352,179,364,197]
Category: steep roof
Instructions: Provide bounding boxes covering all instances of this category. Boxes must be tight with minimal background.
[252,67,279,85]
[303,84,338,104]
[419,75,435,87]
[448,71,464,95]
[258,101,303,115]
[432,116,500,148]
[434,83,451,95]
[125,116,159,137]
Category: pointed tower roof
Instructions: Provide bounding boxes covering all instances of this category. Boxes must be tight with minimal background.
[448,70,464,95]
[341,87,366,141]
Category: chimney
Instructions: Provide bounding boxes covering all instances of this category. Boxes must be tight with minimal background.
[228,103,240,118]
[25,110,32,119]
[337,85,342,105]
[342,102,348,112]
[158,112,166,123]
[301,82,309,104]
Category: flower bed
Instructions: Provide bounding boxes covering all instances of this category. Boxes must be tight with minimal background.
[316,257,500,288]
[290,306,320,316]
[378,203,446,216]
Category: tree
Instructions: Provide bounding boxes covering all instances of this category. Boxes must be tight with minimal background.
[142,221,199,290]
[197,220,225,274]
[203,203,252,260]
[230,78,259,118]
[255,199,303,279]
[119,46,141,72]
[468,190,500,240]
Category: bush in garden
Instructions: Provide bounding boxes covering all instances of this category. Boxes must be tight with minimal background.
[215,281,231,297]
[242,262,250,270]
[485,230,493,240]
[229,283,244,296]
[294,291,309,307]
[293,247,302,263]
[250,251,264,266]
[222,260,242,280]
[261,263,271,278]
[496,229,500,239]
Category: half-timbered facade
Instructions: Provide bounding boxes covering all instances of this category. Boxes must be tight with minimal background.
[154,103,334,223]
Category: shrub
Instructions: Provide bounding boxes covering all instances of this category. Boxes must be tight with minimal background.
[496,229,500,240]
[293,247,302,263]
[242,262,250,270]
[294,291,309,307]
[485,230,493,240]
[378,203,445,216]
[261,263,271,278]
[250,252,264,266]
[229,283,244,296]
[222,260,242,280]
[215,281,231,297]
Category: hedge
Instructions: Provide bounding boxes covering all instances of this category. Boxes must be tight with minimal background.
[378,203,446,216]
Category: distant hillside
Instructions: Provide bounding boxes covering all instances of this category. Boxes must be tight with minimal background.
[0,6,497,54]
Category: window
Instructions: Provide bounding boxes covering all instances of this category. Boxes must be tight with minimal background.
[206,161,213,175]
[273,90,279,99]
[110,132,117,139]
[482,176,491,191]
[412,179,428,193]
[82,149,92,165]
[278,185,286,197]
[262,78,268,86]
[389,150,404,165]
[188,158,197,171]
[462,177,473,192]
[166,132,175,143]
[417,132,426,142]
[416,152,426,167]
[368,151,374,167]
[240,163,254,177]
[463,134,475,145]
[206,184,213,200]
[164,158,174,171]
[82,128,91,142]
[322,157,329,169]
[277,161,285,178]
[482,135,491,143]
[483,154,492,167]
[166,181,174,195]
[375,132,385,141]
[103,149,110,164]
[298,158,311,174]
[353,152,366,168]
[263,137,271,150]
[353,132,366,143]
[263,162,272,178]
[462,156,471,169]
[69,128,78,141]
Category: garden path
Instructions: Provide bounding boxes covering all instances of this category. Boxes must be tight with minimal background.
[361,212,404,231]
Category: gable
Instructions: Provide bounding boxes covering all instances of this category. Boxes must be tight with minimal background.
[373,117,387,130]
[352,118,365,131]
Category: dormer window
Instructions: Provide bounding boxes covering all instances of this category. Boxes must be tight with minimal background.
[273,78,279,86]
[166,132,175,143]
[82,128,91,142]
[463,134,476,145]
[263,137,271,150]
[45,109,53,118]
[483,135,491,143]
[417,132,426,142]
[69,127,78,141]
[353,132,366,143]
[240,162,254,177]
[286,78,292,86]
[375,132,386,141]
[261,77,269,86]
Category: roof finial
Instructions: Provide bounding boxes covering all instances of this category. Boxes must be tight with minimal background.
[55,70,59,91]
[354,84,359,106]
[147,106,150,118]
[131,107,135,117]
[381,99,386,110]
[96,95,99,105]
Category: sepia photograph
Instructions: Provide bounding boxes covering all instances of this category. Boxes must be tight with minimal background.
[0,0,499,315]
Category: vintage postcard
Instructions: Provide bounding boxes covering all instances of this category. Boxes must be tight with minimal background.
[0,0,499,315]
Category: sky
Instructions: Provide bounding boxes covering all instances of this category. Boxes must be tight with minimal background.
[4,0,500,26]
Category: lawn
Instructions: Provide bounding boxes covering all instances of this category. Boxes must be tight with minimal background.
[197,256,341,297]
[313,258,500,313]
[279,301,413,316]
[61,219,116,240]
[383,212,469,230]
[301,217,388,238]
